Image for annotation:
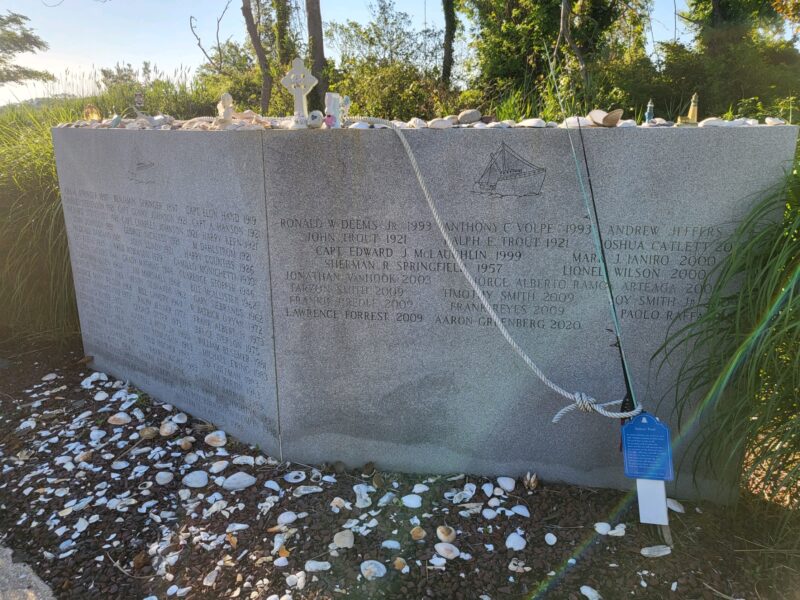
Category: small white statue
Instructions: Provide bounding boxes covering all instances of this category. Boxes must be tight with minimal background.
[324,92,342,128]
[217,93,234,121]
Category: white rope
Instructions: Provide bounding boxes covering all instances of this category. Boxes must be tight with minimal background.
[343,116,642,423]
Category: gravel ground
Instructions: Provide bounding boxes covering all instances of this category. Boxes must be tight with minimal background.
[0,340,797,600]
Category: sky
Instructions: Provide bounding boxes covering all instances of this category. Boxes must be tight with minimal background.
[1,0,691,105]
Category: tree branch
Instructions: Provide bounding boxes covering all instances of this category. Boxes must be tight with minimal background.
[189,0,232,75]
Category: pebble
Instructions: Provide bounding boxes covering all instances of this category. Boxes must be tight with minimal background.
[204,430,227,447]
[497,477,515,492]
[458,109,482,124]
[401,494,422,508]
[222,472,257,491]
[360,560,387,580]
[182,471,209,488]
[545,532,557,546]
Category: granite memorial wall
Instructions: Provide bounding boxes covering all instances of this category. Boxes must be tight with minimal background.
[52,126,798,498]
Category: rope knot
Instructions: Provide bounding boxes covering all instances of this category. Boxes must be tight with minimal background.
[573,392,597,413]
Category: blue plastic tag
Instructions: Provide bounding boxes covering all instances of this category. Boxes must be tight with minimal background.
[622,412,674,481]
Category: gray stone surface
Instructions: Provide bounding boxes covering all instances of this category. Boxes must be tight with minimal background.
[53,126,798,499]
[0,546,54,600]
[52,129,281,457]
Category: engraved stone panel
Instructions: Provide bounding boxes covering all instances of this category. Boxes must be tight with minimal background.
[52,129,280,455]
[52,126,797,499]
[262,127,796,497]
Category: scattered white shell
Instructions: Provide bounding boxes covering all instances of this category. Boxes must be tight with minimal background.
[511,505,530,518]
[277,511,297,526]
[353,483,374,508]
[401,494,422,508]
[505,532,526,551]
[497,477,515,492]
[202,567,219,586]
[182,471,208,488]
[89,430,106,442]
[209,460,229,474]
[381,540,401,550]
[222,472,256,491]
[293,485,323,498]
[333,529,355,549]
[545,533,557,546]
[111,461,129,470]
[607,524,626,537]
[407,117,427,128]
[155,472,174,485]
[640,545,672,558]
[412,483,429,494]
[594,522,612,535]
[94,391,109,402]
[482,482,494,498]
[482,508,497,520]
[580,585,602,599]
[666,498,685,513]
[107,412,131,425]
[428,118,453,129]
[159,421,178,437]
[434,542,460,559]
[765,117,786,125]
[436,525,456,543]
[517,118,546,128]
[284,470,306,483]
[41,373,58,381]
[305,560,331,572]
[204,430,226,447]
[360,560,387,580]
[560,116,593,128]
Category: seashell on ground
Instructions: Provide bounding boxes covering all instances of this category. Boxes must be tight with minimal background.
[505,532,526,551]
[497,477,515,492]
[641,545,672,558]
[155,472,174,485]
[594,522,612,535]
[139,427,158,440]
[293,485,323,497]
[284,470,306,483]
[482,482,494,497]
[222,472,256,491]
[178,436,195,450]
[160,421,178,437]
[360,560,386,580]
[111,460,129,470]
[666,498,685,513]
[89,430,106,442]
[607,524,626,537]
[209,460,229,474]
[580,585,602,599]
[401,494,422,508]
[333,529,354,549]
[393,556,408,571]
[204,430,226,447]
[107,412,131,425]
[304,560,331,572]
[410,526,426,541]
[434,542,460,559]
[182,471,208,488]
[277,511,297,525]
[545,532,557,546]
[436,525,456,543]
[172,412,187,424]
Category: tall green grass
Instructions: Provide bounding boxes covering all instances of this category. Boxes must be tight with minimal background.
[657,160,799,521]
[0,73,215,345]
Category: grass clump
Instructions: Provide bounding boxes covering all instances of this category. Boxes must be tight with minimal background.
[658,158,799,531]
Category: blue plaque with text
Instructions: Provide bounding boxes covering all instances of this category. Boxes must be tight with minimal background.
[622,413,674,481]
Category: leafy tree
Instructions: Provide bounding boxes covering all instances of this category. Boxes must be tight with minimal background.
[0,11,53,86]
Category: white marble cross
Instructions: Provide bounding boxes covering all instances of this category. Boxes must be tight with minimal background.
[281,58,318,118]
